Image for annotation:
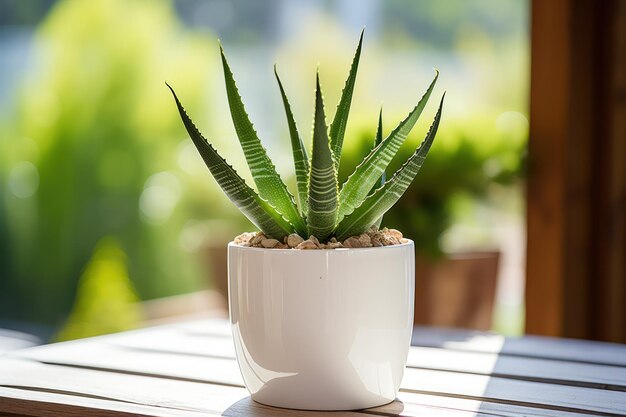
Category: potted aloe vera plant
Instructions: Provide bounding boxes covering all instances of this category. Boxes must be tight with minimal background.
[168,32,444,411]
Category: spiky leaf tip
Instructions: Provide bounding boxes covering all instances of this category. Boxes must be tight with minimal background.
[329,29,364,169]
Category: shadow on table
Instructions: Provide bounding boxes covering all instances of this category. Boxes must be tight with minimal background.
[221,397,405,416]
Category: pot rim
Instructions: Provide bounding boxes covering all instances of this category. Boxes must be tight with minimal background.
[228,239,414,253]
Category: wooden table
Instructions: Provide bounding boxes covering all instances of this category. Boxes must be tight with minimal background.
[1,319,625,416]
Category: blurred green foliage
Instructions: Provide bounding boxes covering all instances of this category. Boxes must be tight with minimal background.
[0,0,529,337]
[381,1,527,50]
[0,0,240,330]
[340,112,527,258]
[56,237,142,341]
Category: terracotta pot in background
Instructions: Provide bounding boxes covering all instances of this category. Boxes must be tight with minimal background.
[205,244,229,302]
[414,251,500,330]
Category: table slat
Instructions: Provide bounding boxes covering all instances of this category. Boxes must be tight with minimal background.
[10,338,626,416]
[2,358,528,417]
[2,358,600,417]
[411,326,626,367]
[179,320,626,367]
[66,323,626,391]
[3,319,626,417]
[0,359,242,415]
[0,387,205,417]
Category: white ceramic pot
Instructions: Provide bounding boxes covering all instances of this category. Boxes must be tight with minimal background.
[227,240,415,410]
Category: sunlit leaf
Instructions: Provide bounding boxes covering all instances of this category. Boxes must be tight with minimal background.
[335,94,445,240]
[275,66,310,217]
[220,47,307,236]
[168,83,294,239]
[337,71,438,223]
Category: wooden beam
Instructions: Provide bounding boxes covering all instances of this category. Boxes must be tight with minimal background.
[526,0,569,338]
[527,0,626,342]
[591,0,626,342]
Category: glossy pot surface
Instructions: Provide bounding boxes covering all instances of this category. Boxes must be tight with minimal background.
[228,241,415,410]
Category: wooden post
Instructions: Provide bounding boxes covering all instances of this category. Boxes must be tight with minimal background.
[526,0,626,342]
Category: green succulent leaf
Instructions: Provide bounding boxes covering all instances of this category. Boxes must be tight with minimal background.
[336,71,438,223]
[372,107,385,229]
[371,106,386,194]
[307,73,338,241]
[335,93,445,241]
[220,46,307,236]
[274,66,310,217]
[167,83,294,240]
[329,30,363,169]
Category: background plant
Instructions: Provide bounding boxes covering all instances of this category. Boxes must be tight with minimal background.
[0,0,227,333]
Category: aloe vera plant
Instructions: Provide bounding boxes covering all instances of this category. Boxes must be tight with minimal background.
[168,32,444,243]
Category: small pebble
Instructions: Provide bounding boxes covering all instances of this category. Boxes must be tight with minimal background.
[387,229,403,239]
[343,237,362,248]
[296,240,318,250]
[327,242,343,249]
[261,238,280,248]
[358,233,372,247]
[287,234,304,248]
[308,235,321,247]
[250,233,266,246]
[234,232,255,246]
